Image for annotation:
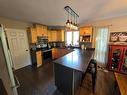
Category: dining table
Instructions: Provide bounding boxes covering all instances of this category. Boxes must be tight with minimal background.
[114,72,127,95]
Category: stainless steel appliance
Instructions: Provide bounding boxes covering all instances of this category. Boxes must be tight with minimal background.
[37,36,48,49]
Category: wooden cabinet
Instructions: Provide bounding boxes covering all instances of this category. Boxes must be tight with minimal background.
[27,27,37,43]
[51,31,57,41]
[43,26,48,36]
[79,26,93,42]
[80,26,92,36]
[48,30,64,42]
[108,44,127,74]
[47,30,52,41]
[52,48,73,59]
[36,51,43,67]
[34,24,47,36]
[57,30,65,41]
[28,24,64,43]
[27,24,48,44]
[36,24,43,36]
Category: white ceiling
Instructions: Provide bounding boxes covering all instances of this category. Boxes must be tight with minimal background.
[0,0,127,26]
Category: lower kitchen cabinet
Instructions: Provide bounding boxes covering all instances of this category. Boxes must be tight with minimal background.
[36,51,43,67]
[31,50,43,67]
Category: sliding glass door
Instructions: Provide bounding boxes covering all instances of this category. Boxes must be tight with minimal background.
[65,31,79,46]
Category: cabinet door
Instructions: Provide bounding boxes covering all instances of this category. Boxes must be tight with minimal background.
[43,26,48,36]
[120,47,127,74]
[79,26,92,42]
[80,26,92,35]
[47,30,52,41]
[52,31,57,41]
[36,51,42,67]
[109,46,123,71]
[36,25,43,36]
[31,27,37,43]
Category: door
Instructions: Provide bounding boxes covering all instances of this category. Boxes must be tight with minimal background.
[6,29,31,70]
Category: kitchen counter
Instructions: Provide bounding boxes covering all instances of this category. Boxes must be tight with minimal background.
[53,48,94,73]
[30,48,52,67]
[52,48,73,60]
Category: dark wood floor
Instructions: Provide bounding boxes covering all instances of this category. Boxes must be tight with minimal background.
[15,60,115,95]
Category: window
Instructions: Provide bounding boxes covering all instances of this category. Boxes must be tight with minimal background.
[65,31,79,46]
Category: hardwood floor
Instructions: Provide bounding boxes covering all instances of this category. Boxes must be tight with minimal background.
[15,61,115,95]
[15,62,63,95]
[15,48,115,95]
[79,70,115,95]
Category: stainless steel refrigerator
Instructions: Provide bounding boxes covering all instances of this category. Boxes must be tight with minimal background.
[0,24,18,95]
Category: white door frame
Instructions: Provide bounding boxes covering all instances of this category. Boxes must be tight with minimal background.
[0,25,18,95]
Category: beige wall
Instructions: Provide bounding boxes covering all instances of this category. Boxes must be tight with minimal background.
[0,17,32,29]
[82,15,127,47]
[83,15,127,32]
[0,17,65,42]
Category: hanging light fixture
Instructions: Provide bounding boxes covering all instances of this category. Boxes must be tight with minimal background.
[75,16,78,30]
[70,12,73,29]
[64,6,79,30]
[66,11,70,28]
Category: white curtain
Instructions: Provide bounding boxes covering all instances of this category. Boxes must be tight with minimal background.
[94,26,109,66]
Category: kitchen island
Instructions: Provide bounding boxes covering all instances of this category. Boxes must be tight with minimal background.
[53,48,94,95]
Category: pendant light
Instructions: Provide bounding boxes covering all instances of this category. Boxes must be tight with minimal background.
[66,11,70,28]
[75,16,78,30]
[70,12,73,29]
[64,6,79,30]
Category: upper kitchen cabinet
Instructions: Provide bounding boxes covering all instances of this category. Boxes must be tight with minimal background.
[57,30,62,41]
[34,24,48,36]
[51,30,57,41]
[27,24,48,44]
[79,26,93,42]
[27,27,37,43]
[43,26,48,36]
[48,30,65,42]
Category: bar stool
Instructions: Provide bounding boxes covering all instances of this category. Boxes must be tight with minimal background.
[81,59,97,93]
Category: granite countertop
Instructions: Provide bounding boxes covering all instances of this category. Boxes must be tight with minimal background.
[53,48,95,73]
